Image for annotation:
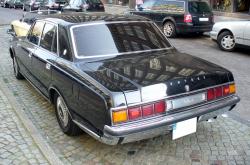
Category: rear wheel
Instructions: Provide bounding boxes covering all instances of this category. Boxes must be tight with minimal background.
[13,57,24,80]
[218,31,236,52]
[163,21,176,38]
[55,94,82,136]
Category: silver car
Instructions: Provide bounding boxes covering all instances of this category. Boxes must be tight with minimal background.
[210,21,250,51]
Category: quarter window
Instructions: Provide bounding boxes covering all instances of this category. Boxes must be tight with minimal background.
[27,21,45,45]
[40,23,57,53]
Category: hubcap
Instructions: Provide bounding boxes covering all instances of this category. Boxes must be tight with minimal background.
[163,23,173,37]
[221,35,235,50]
[56,96,69,127]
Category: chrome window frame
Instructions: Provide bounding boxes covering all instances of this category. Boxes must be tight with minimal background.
[69,21,174,59]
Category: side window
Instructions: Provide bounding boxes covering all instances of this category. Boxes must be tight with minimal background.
[154,0,185,12]
[27,21,45,45]
[40,23,57,53]
[58,27,72,60]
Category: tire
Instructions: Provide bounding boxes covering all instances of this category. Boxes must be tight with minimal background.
[55,94,82,136]
[217,31,236,52]
[163,21,176,38]
[13,57,24,80]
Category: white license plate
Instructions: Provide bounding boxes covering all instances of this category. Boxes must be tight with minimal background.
[172,117,197,140]
[199,18,209,21]
[171,93,206,109]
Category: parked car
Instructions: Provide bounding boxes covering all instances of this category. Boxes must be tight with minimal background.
[128,0,214,38]
[23,0,44,11]
[9,10,61,37]
[8,13,240,145]
[2,0,11,7]
[9,0,24,8]
[210,21,250,52]
[0,0,5,7]
[63,0,104,12]
[42,0,66,10]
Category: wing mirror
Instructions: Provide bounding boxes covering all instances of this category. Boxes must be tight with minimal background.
[7,29,16,37]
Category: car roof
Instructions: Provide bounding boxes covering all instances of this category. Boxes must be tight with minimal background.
[39,12,152,26]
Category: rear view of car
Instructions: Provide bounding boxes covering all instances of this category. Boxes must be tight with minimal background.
[23,0,44,11]
[130,0,213,38]
[63,0,104,12]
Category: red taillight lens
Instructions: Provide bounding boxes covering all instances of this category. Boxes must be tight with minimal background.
[184,14,192,23]
[207,88,215,101]
[142,105,154,117]
[154,101,166,113]
[128,107,141,120]
[223,85,230,96]
[214,86,222,98]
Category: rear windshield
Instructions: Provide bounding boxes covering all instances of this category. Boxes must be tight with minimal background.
[72,22,171,57]
[188,1,211,14]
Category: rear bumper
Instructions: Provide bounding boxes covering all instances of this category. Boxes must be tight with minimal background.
[176,23,213,33]
[102,95,240,145]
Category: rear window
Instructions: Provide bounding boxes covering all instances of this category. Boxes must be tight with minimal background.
[72,22,171,57]
[188,1,211,14]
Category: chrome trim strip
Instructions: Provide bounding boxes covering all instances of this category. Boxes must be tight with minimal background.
[69,21,174,59]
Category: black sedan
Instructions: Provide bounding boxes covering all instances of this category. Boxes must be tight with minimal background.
[8,13,240,145]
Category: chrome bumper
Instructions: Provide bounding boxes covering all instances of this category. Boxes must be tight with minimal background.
[101,95,240,145]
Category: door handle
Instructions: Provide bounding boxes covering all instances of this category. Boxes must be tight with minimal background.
[45,63,51,70]
[28,52,32,58]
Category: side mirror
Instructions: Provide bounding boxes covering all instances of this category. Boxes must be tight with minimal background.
[7,29,16,37]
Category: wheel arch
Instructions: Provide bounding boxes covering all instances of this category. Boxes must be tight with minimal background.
[162,17,176,26]
[218,29,234,39]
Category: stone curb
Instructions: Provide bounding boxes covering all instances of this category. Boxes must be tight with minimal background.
[0,78,64,165]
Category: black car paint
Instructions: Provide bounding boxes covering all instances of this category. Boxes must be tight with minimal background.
[10,13,235,138]
[129,0,213,34]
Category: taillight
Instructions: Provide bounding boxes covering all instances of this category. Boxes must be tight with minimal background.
[112,100,166,124]
[223,85,230,96]
[112,110,127,123]
[154,101,166,113]
[229,84,236,94]
[214,86,222,98]
[207,83,235,101]
[184,14,192,23]
[128,107,141,120]
[142,105,153,117]
[207,88,215,101]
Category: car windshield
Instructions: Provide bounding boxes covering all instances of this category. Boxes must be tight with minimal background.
[188,1,211,14]
[72,22,171,57]
[140,0,155,10]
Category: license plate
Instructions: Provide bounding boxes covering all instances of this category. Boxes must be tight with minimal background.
[171,93,206,110]
[172,117,197,140]
[199,18,209,21]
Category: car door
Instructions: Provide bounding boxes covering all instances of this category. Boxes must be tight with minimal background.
[31,22,58,97]
[243,22,250,46]
[15,21,44,79]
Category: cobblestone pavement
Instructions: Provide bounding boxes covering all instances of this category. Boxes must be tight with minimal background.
[1,16,250,165]
[0,88,49,165]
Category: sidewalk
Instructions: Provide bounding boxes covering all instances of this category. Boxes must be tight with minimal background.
[0,87,48,164]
